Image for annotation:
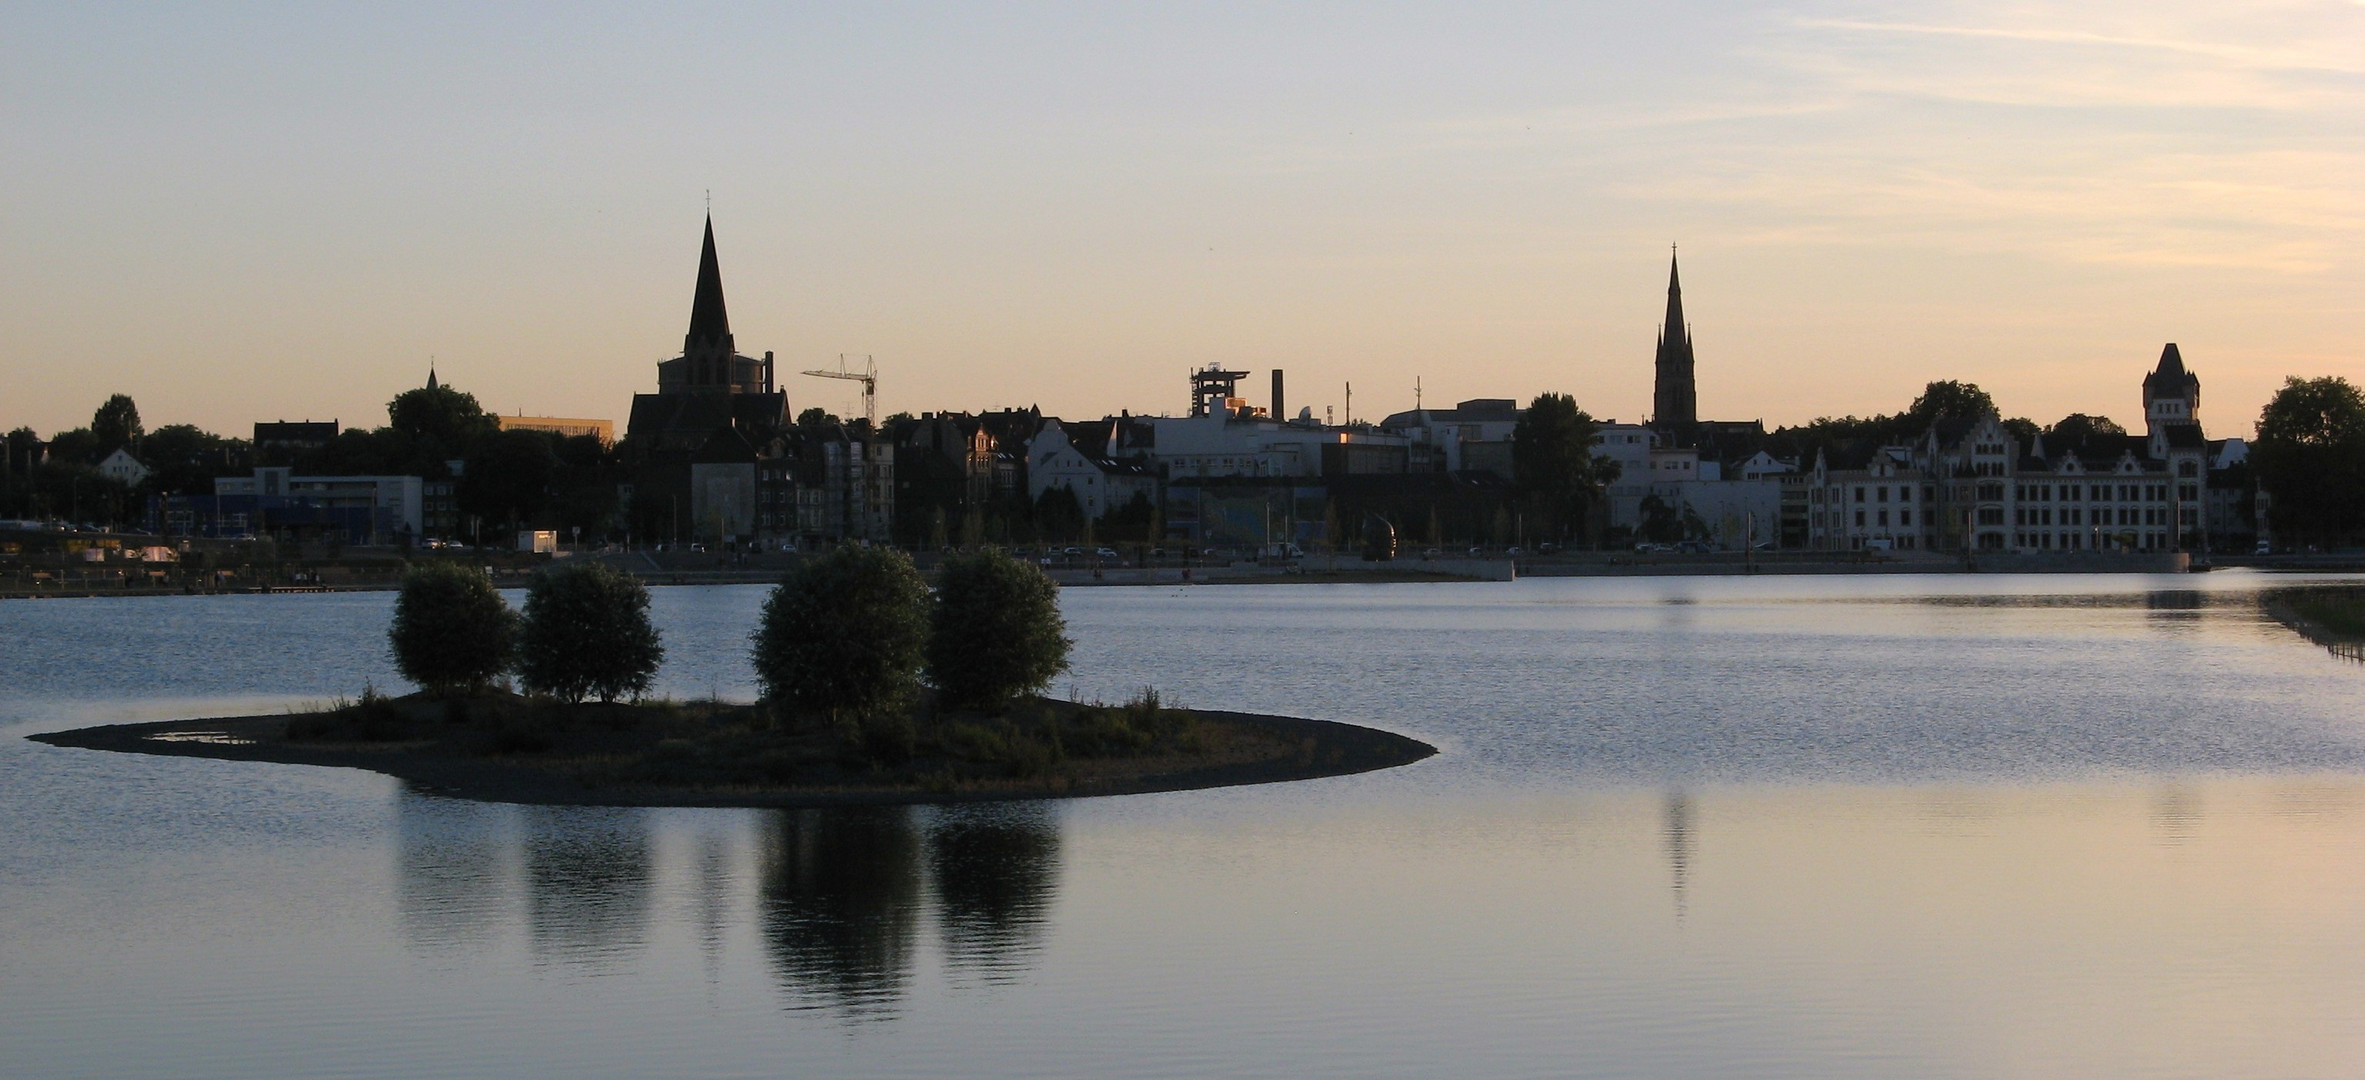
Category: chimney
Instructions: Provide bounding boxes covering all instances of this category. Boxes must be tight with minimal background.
[1272,369,1286,422]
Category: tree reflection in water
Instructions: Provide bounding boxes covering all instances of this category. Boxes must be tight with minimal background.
[927,803,1060,984]
[394,789,512,954]
[522,806,654,969]
[757,807,924,1020]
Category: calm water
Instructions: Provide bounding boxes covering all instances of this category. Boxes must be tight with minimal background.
[5,572,2365,1078]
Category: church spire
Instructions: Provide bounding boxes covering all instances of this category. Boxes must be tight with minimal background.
[1653,247,1698,434]
[1663,247,1686,341]
[685,214,733,355]
[426,363,438,391]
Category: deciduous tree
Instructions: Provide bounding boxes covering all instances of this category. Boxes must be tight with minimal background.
[753,544,931,726]
[928,549,1071,713]
[2254,376,2365,544]
[1511,393,1617,544]
[516,562,663,704]
[390,562,516,695]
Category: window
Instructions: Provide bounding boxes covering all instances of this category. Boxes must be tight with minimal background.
[1879,487,1890,503]
[2179,483,2198,502]
[1900,509,1913,527]
[1855,510,1866,527]
[1854,486,1865,503]
[1877,510,1889,526]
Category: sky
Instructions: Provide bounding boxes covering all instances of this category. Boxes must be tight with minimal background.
[2,2,2360,440]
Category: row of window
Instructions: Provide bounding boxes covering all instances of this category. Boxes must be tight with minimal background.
[1813,509,1917,530]
[2018,483,2175,503]
[1821,481,2202,507]
[2016,506,2176,527]
[1813,485,1927,505]
[2012,531,2172,551]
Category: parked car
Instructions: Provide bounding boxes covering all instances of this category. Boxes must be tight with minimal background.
[1094,547,1119,559]
[1421,547,1442,558]
[1504,546,1524,556]
[1062,546,1082,556]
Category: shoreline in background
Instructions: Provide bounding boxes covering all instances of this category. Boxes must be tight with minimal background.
[17,549,2359,599]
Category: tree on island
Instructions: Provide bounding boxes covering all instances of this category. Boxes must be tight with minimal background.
[753,544,931,729]
[1512,392,1618,544]
[390,562,517,695]
[2254,376,2365,545]
[516,562,664,704]
[928,549,1072,713]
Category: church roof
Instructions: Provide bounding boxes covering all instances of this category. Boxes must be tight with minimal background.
[627,391,787,452]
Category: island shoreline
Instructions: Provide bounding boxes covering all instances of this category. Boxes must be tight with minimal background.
[28,706,1437,809]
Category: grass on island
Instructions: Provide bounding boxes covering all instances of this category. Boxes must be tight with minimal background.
[281,685,1289,797]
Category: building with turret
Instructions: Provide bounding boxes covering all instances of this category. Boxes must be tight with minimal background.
[1800,344,2245,554]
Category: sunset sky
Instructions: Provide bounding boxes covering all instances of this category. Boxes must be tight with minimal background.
[3,2,2359,440]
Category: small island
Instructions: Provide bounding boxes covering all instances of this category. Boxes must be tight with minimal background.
[33,546,1433,806]
[30,691,1432,808]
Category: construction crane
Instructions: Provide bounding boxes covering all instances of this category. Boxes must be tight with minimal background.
[801,355,882,541]
[802,354,877,432]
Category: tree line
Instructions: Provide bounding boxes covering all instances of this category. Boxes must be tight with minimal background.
[392,545,1071,747]
[2,382,624,537]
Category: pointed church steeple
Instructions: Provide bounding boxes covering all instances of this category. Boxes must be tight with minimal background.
[684,215,733,357]
[1653,248,1698,434]
[426,364,438,391]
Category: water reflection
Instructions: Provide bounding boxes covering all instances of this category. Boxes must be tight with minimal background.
[1662,793,1693,920]
[928,803,1061,983]
[757,807,924,1020]
[395,791,511,953]
[523,806,654,968]
[689,832,734,985]
[2150,785,2204,846]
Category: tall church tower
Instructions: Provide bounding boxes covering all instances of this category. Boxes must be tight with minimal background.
[655,216,775,395]
[1652,250,1697,436]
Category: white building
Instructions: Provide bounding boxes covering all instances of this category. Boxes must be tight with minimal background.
[1026,420,1159,520]
[96,448,151,487]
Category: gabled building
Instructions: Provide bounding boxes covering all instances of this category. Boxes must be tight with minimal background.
[96,448,151,487]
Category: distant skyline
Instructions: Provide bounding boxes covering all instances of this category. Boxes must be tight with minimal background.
[3,2,2359,440]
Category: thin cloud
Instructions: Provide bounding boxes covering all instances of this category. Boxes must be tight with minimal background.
[1797,17,2365,78]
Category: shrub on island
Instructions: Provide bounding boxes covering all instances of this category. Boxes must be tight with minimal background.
[389,561,517,696]
[928,549,1072,713]
[517,562,665,704]
[753,544,931,735]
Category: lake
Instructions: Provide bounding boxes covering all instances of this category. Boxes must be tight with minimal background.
[5,572,2365,1078]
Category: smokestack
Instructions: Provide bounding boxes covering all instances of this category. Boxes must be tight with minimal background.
[1272,369,1285,421]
